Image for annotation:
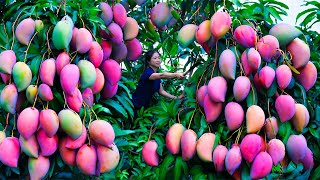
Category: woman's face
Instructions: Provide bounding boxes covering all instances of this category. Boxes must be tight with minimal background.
[148,52,161,68]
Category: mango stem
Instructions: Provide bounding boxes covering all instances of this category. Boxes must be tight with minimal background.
[24,32,38,63]
[11,11,23,50]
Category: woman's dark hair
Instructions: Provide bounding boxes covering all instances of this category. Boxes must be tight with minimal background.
[144,49,160,68]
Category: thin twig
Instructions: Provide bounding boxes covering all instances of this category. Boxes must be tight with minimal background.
[11,11,23,50]
[24,32,38,63]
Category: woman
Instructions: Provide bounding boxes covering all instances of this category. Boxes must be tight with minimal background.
[132,49,185,111]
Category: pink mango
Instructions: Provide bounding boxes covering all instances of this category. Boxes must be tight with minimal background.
[234,25,257,48]
[39,109,59,138]
[292,104,309,132]
[66,124,87,149]
[257,35,279,62]
[58,109,83,139]
[225,102,244,131]
[276,65,292,89]
[91,68,105,94]
[37,128,58,156]
[15,92,26,113]
[197,85,207,107]
[301,147,314,170]
[97,143,120,173]
[60,64,79,96]
[126,38,142,61]
[247,48,261,72]
[76,144,97,175]
[0,137,20,167]
[241,50,253,75]
[0,84,18,114]
[102,81,118,99]
[286,134,308,164]
[240,134,263,163]
[70,27,78,50]
[287,38,310,69]
[82,88,94,107]
[295,61,317,91]
[17,107,39,139]
[166,123,185,155]
[100,59,121,85]
[203,95,222,123]
[0,50,16,74]
[225,145,242,175]
[233,76,250,102]
[210,11,231,39]
[259,66,275,89]
[0,72,10,84]
[101,39,112,61]
[196,133,216,162]
[113,3,127,28]
[59,137,76,166]
[89,120,115,147]
[65,88,83,113]
[15,18,35,45]
[12,62,32,92]
[275,95,296,122]
[207,76,227,102]
[107,23,123,45]
[111,42,128,63]
[246,105,265,133]
[40,58,56,86]
[142,140,159,166]
[177,24,198,48]
[123,17,139,41]
[88,41,103,68]
[269,23,302,47]
[267,139,285,165]
[196,20,211,44]
[201,36,217,53]
[38,84,54,101]
[212,145,228,172]
[19,134,39,158]
[150,3,171,29]
[250,152,272,179]
[181,129,197,161]
[265,117,278,139]
[99,2,113,26]
[76,28,93,54]
[219,49,236,80]
[55,52,70,75]
[253,73,263,93]
[28,154,50,180]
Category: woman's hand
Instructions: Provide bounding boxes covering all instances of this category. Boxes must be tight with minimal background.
[175,73,185,80]
[177,94,185,100]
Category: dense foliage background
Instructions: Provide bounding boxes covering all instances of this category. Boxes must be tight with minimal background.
[0,0,319,179]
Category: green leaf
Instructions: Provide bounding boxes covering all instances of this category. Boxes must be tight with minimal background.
[103,99,128,118]
[312,165,320,180]
[241,163,250,180]
[246,85,258,107]
[29,55,42,77]
[173,157,183,180]
[267,80,277,97]
[268,0,289,10]
[295,82,307,107]
[159,154,175,180]
[10,167,20,175]
[113,126,136,137]
[296,8,318,23]
[267,7,283,21]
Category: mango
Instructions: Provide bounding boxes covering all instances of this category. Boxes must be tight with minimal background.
[234,25,257,48]
[19,134,39,158]
[241,50,253,75]
[177,24,198,48]
[126,38,142,61]
[61,15,74,29]
[225,145,242,175]
[0,50,16,74]
[60,64,79,95]
[142,140,159,166]
[265,117,278,139]
[225,102,244,131]
[301,147,314,170]
[219,49,236,80]
[259,66,275,89]
[58,109,83,139]
[292,104,309,132]
[0,131,5,144]
[167,16,178,28]
[66,124,87,149]
[196,133,215,162]
[52,19,73,50]
[101,39,112,61]
[276,65,292,89]
[166,123,185,155]
[113,3,127,28]
[246,105,265,133]
[97,143,120,173]
[88,41,103,68]
[250,152,272,179]
[76,144,97,175]
[269,23,303,47]
[295,61,317,91]
[207,76,227,102]
[38,84,54,101]
[123,17,139,41]
[100,2,113,26]
[181,129,197,161]
[196,20,211,44]
[108,22,123,45]
[201,36,217,53]
[78,60,96,89]
[0,84,18,114]
[253,73,263,93]
[100,59,121,85]
[275,95,296,122]
[13,62,32,92]
[240,134,263,163]
[16,92,26,113]
[37,128,58,156]
[247,48,261,72]
[91,68,105,94]
[197,85,207,107]
[59,137,77,166]
[28,154,50,180]
[17,107,39,139]
[15,18,35,45]
[0,137,20,167]
[65,88,83,113]
[55,52,70,75]
[0,72,10,84]
[287,38,310,69]
[39,58,55,86]
[34,19,43,32]
[70,27,78,50]
[212,145,228,172]
[267,139,285,165]
[102,81,118,99]
[203,94,222,123]
[39,109,59,138]
[89,120,115,147]
[150,3,171,29]
[257,35,279,62]
[233,76,250,102]
[76,28,93,54]
[286,134,308,164]
[210,11,231,39]
[82,88,94,107]
[111,42,128,63]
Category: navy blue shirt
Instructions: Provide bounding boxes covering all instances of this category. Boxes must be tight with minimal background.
[132,67,161,109]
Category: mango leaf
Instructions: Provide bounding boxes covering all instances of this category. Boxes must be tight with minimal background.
[173,156,183,180]
[267,7,283,21]
[113,126,136,137]
[241,163,250,180]
[267,80,277,97]
[294,82,307,107]
[102,99,127,118]
[246,84,258,107]
[159,154,175,180]
[312,165,320,180]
